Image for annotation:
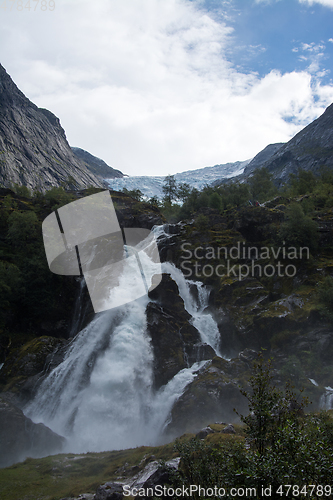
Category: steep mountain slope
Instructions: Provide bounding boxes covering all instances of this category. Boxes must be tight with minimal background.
[242,143,285,176]
[0,64,102,191]
[71,147,123,180]
[244,103,333,184]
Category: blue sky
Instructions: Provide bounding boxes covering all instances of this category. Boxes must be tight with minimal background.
[221,0,333,82]
[1,0,333,176]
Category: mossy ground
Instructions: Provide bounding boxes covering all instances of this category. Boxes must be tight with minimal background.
[0,429,245,500]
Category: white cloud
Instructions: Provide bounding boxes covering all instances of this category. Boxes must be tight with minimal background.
[298,0,333,8]
[1,0,333,176]
[256,0,333,6]
[293,41,328,77]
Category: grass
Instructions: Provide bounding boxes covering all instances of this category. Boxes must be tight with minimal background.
[0,428,246,500]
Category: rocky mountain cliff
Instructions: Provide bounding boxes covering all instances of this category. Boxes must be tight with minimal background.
[0,64,103,191]
[71,147,124,180]
[244,103,333,184]
[242,143,285,176]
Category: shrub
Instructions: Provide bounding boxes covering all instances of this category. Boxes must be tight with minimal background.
[6,211,40,248]
[318,276,333,320]
[248,167,277,203]
[171,355,333,492]
[279,203,318,253]
[195,214,209,232]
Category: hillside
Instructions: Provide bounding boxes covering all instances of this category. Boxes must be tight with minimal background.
[244,103,333,185]
[71,147,124,180]
[0,64,103,192]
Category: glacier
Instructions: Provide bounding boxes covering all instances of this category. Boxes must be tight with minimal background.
[105,159,250,199]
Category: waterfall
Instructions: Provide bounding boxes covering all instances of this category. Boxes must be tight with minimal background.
[161,261,222,356]
[24,226,211,453]
[320,386,333,410]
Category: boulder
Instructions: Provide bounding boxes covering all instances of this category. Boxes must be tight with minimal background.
[222,423,236,434]
[94,482,123,500]
[196,426,215,439]
[129,458,180,498]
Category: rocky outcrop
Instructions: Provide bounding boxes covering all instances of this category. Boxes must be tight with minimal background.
[166,356,249,436]
[0,396,65,468]
[94,458,180,500]
[147,274,215,388]
[0,336,68,406]
[0,64,103,191]
[72,147,124,180]
[243,143,285,176]
[246,103,333,185]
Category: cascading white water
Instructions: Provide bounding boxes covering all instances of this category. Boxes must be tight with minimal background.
[320,386,333,410]
[24,226,211,453]
[161,261,222,356]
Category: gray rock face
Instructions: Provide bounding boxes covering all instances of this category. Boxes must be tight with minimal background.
[94,458,180,500]
[0,64,103,191]
[71,147,123,180]
[147,274,215,389]
[243,143,285,176]
[250,103,333,185]
[0,396,65,468]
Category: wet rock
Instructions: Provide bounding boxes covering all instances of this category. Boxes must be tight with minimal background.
[94,482,123,500]
[239,349,258,363]
[0,336,68,405]
[147,274,214,389]
[166,357,249,436]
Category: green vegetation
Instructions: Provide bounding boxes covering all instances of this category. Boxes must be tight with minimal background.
[152,166,332,229]
[278,203,318,252]
[0,187,79,358]
[318,276,333,320]
[0,443,177,500]
[173,355,333,495]
[121,187,144,201]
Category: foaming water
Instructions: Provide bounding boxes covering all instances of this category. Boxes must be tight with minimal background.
[162,261,222,356]
[320,386,333,410]
[24,229,211,453]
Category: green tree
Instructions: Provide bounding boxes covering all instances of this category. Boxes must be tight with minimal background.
[279,203,318,252]
[172,355,333,493]
[0,262,21,326]
[208,191,222,210]
[6,211,40,248]
[44,187,75,210]
[289,168,317,195]
[248,167,277,203]
[318,276,333,320]
[177,182,191,204]
[162,175,178,204]
[12,183,31,198]
[122,187,144,201]
[147,195,160,207]
[237,355,283,455]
